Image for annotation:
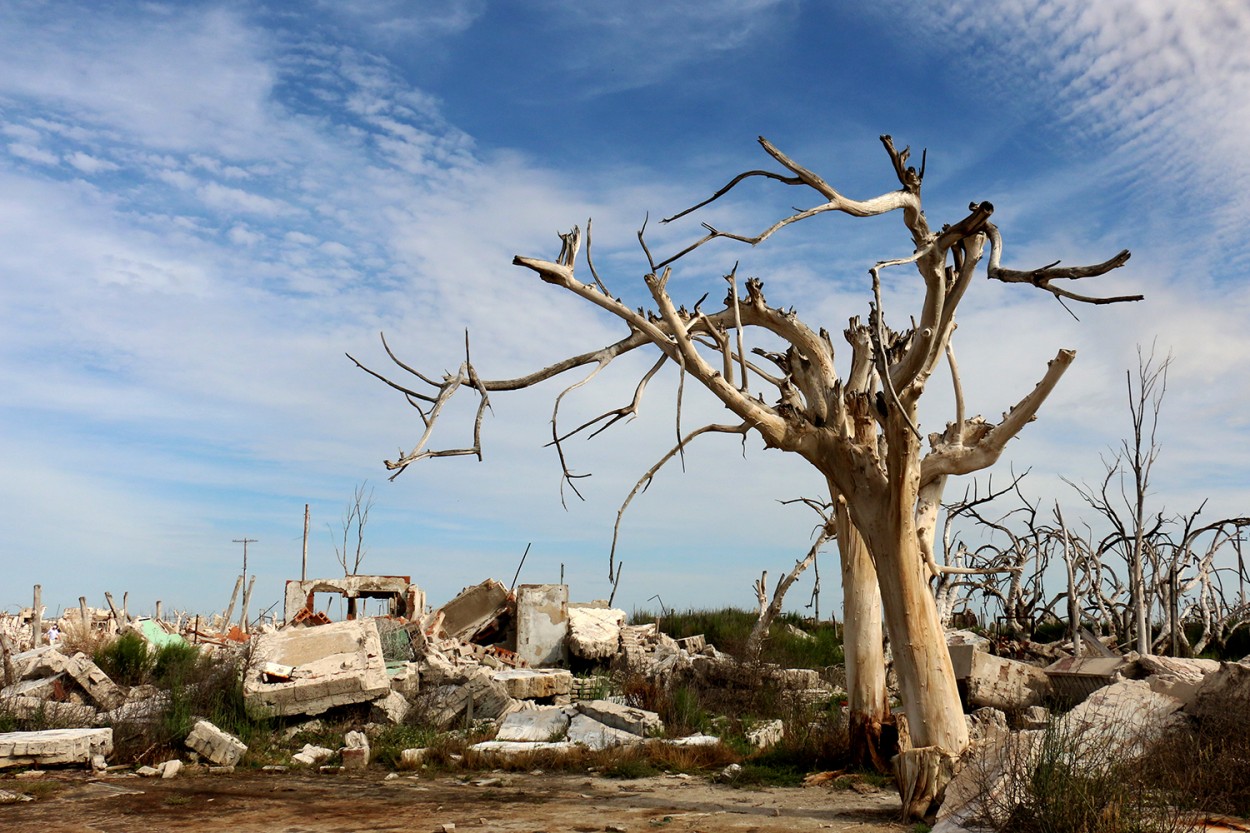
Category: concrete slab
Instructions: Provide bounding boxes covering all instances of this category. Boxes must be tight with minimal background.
[243,619,390,717]
[492,668,572,700]
[516,584,568,667]
[469,740,575,755]
[566,714,643,749]
[23,650,125,711]
[495,707,572,742]
[567,607,624,660]
[436,580,509,641]
[0,728,112,769]
[576,700,663,737]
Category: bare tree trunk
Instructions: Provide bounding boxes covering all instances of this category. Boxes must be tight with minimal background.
[864,426,967,819]
[836,500,892,773]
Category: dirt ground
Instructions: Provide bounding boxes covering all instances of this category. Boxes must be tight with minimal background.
[2,768,911,833]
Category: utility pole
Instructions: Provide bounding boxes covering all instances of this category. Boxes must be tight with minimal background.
[301,505,310,581]
[233,537,258,593]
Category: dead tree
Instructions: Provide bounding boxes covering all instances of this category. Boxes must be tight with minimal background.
[352,135,1135,815]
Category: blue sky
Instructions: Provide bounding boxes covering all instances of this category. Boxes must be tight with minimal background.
[2,1,1248,620]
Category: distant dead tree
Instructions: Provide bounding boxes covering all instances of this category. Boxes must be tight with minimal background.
[941,349,1250,657]
[333,482,374,578]
[352,135,1135,814]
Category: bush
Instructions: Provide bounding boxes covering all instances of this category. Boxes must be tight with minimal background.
[630,607,843,668]
[971,719,1195,833]
[94,631,154,686]
[1137,692,1250,819]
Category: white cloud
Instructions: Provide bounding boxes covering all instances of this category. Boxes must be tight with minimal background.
[7,142,58,165]
[198,181,293,217]
[66,151,120,173]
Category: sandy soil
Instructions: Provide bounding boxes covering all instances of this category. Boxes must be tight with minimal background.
[1,768,911,833]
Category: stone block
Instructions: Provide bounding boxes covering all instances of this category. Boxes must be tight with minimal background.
[495,707,572,742]
[516,584,568,667]
[0,728,112,769]
[243,619,390,717]
[492,668,573,700]
[185,720,247,768]
[566,714,644,749]
[567,607,625,660]
[576,700,663,737]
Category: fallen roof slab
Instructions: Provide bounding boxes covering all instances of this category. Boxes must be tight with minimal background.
[0,728,113,769]
[243,619,390,717]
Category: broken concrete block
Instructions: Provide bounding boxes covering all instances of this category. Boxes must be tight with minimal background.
[1135,655,1220,708]
[291,744,334,767]
[340,746,369,770]
[136,765,161,777]
[566,607,625,660]
[516,584,568,667]
[771,668,826,689]
[0,728,113,769]
[946,629,991,652]
[4,694,97,725]
[745,719,784,749]
[566,714,644,750]
[339,730,370,770]
[389,662,420,698]
[24,650,125,711]
[243,619,390,717]
[1186,660,1250,722]
[418,685,472,730]
[161,759,182,779]
[676,634,706,653]
[576,700,663,738]
[495,707,572,742]
[965,707,1009,741]
[468,740,575,756]
[370,690,412,725]
[665,733,720,747]
[458,667,514,721]
[399,747,428,767]
[1062,679,1184,758]
[952,646,1050,711]
[491,668,573,700]
[284,575,424,624]
[185,719,247,768]
[1020,705,1050,729]
[436,579,510,641]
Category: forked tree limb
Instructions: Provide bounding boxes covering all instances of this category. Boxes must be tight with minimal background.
[608,422,752,581]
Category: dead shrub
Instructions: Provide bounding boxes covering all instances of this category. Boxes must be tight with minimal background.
[1136,692,1250,819]
[967,720,1197,833]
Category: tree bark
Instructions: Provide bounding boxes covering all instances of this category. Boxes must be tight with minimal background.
[835,499,893,772]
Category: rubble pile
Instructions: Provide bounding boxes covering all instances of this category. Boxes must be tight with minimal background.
[7,572,1247,832]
